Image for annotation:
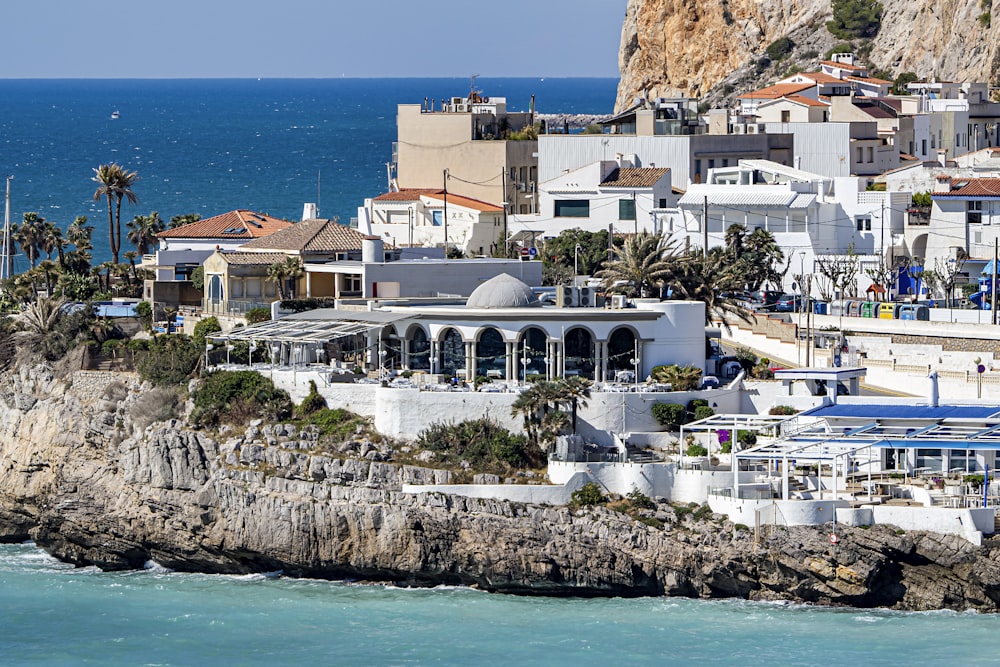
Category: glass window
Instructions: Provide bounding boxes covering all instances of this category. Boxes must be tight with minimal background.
[432,210,443,226]
[856,216,871,231]
[658,198,667,208]
[619,199,636,221]
[554,200,590,218]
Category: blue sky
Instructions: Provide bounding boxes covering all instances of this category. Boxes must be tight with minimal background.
[1,1,627,78]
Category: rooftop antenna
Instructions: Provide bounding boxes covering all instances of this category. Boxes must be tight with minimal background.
[317,170,321,218]
[469,74,481,103]
[2,176,11,281]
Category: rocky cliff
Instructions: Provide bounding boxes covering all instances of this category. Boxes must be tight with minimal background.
[1,366,999,610]
[616,0,1000,111]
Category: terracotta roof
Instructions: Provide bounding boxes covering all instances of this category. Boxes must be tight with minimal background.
[218,251,289,266]
[737,83,814,100]
[420,192,503,212]
[157,210,292,240]
[899,153,919,162]
[240,218,380,253]
[820,60,866,72]
[374,189,443,202]
[934,178,1000,197]
[847,75,893,85]
[600,167,671,188]
[791,72,842,84]
[782,95,829,108]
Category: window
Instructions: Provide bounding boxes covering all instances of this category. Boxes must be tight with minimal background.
[555,200,590,218]
[967,200,983,225]
[343,274,361,294]
[781,110,790,123]
[619,199,636,221]
[856,147,863,163]
[658,198,667,208]
[432,210,443,226]
[856,216,872,231]
[207,275,224,303]
[867,147,874,163]
[922,139,927,156]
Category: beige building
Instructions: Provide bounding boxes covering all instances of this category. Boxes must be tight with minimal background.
[394,93,538,214]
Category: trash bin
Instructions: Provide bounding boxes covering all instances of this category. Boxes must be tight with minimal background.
[814,302,828,315]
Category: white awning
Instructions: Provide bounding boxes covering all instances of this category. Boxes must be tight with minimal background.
[210,309,413,344]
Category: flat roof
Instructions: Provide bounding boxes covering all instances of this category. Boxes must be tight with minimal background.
[805,404,1000,420]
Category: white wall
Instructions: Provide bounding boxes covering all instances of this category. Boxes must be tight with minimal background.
[548,461,758,503]
[869,506,994,545]
[402,471,591,505]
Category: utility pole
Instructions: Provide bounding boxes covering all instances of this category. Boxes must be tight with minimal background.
[2,176,11,280]
[502,167,509,257]
[993,238,998,325]
[702,195,709,257]
[443,168,449,257]
[607,223,614,264]
[633,191,637,235]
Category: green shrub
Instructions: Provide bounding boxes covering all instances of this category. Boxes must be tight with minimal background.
[134,335,202,386]
[686,442,708,457]
[415,418,542,472]
[826,0,883,39]
[694,405,715,422]
[190,266,204,291]
[824,42,855,59]
[296,380,328,416]
[305,407,367,442]
[963,474,985,487]
[627,487,655,510]
[190,370,292,427]
[192,316,221,348]
[135,301,153,330]
[652,402,687,429]
[765,36,795,60]
[245,307,271,325]
[693,504,714,521]
[582,124,604,135]
[570,482,606,508]
[769,405,797,415]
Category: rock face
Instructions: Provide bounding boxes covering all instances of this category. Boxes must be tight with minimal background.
[616,0,1000,111]
[1,366,999,610]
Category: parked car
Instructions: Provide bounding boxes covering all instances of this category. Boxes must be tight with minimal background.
[747,290,783,311]
[774,294,814,312]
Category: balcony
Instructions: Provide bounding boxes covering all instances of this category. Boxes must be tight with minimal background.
[907,206,930,226]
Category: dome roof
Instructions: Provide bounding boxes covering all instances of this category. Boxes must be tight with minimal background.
[466,273,540,309]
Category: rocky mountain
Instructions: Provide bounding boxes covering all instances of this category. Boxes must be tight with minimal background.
[616,0,1000,111]
[2,364,1000,609]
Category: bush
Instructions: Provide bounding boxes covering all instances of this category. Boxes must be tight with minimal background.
[570,482,606,508]
[769,405,797,415]
[627,487,655,510]
[826,0,883,39]
[130,386,180,432]
[765,36,795,61]
[193,316,221,348]
[582,124,604,135]
[652,402,687,430]
[694,405,715,421]
[824,42,855,59]
[134,335,202,386]
[190,370,292,427]
[245,307,271,325]
[305,407,367,442]
[686,442,708,457]
[135,301,153,330]
[415,418,542,472]
[296,380,327,417]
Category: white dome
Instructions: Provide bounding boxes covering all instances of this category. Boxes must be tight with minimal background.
[466,273,540,309]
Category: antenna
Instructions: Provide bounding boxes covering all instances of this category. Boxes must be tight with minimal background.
[1,176,12,281]
[317,170,321,218]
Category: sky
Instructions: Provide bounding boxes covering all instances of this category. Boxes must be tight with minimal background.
[0,0,627,78]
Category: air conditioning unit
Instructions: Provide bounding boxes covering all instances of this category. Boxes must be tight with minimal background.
[578,286,596,307]
[556,285,577,308]
[610,294,628,309]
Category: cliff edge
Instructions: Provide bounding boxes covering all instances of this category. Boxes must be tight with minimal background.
[1,366,999,610]
[616,0,1000,111]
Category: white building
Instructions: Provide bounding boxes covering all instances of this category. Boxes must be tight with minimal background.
[508,157,675,238]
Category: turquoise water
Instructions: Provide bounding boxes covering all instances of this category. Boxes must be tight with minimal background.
[2,543,997,666]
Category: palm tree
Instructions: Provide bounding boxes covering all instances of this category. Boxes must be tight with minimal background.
[556,375,591,434]
[668,247,753,331]
[36,260,61,295]
[595,231,679,298]
[67,216,94,251]
[92,163,140,264]
[169,213,201,229]
[13,212,46,269]
[127,211,165,255]
[13,295,68,355]
[266,256,304,300]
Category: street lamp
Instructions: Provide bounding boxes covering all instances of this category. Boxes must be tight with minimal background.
[798,251,806,367]
[574,243,582,277]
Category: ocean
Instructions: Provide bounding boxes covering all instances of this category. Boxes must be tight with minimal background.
[0,77,617,267]
[2,542,998,666]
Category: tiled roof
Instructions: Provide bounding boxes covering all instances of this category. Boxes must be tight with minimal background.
[218,251,289,266]
[157,210,292,239]
[934,178,1000,197]
[782,95,829,107]
[600,167,671,188]
[820,60,866,72]
[792,72,842,84]
[374,189,443,202]
[737,83,814,100]
[847,75,892,85]
[240,218,381,253]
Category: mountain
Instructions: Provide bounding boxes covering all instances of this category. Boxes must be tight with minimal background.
[615,0,1000,111]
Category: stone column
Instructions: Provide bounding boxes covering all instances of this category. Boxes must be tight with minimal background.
[505,341,515,381]
[599,340,608,383]
[466,341,475,381]
[401,337,410,370]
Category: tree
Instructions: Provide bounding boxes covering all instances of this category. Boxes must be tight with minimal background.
[92,163,140,264]
[266,256,304,300]
[826,0,883,39]
[12,295,68,358]
[864,255,908,302]
[12,212,46,269]
[596,231,679,298]
[168,213,201,229]
[816,244,860,301]
[667,247,752,330]
[650,364,703,391]
[556,375,591,434]
[932,250,968,308]
[127,211,165,255]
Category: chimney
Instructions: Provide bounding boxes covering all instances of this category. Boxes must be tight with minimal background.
[302,203,318,220]
[928,371,939,407]
[362,237,384,263]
